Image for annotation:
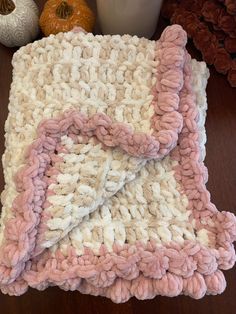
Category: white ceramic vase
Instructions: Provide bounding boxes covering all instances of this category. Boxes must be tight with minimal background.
[96,0,163,38]
[0,0,39,47]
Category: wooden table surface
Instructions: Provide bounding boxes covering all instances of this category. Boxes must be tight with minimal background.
[0,1,236,313]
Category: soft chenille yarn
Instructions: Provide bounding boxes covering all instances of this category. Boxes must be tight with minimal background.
[0,25,235,302]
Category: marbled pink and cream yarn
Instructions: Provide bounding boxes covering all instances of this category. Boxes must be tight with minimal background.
[0,25,235,302]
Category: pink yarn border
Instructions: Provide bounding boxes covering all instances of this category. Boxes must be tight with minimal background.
[0,26,235,300]
[0,241,229,300]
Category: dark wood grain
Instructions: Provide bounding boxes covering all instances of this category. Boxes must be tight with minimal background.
[0,1,236,313]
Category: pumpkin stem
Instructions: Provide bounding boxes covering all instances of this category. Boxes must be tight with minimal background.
[0,0,15,15]
[56,1,73,19]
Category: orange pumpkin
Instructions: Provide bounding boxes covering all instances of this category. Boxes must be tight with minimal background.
[39,0,95,36]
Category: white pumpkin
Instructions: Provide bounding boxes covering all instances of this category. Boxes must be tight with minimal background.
[0,0,39,47]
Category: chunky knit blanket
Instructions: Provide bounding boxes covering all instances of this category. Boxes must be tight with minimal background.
[0,25,235,302]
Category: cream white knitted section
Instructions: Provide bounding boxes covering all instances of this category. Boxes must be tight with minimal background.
[191,59,209,162]
[0,31,156,247]
[43,137,146,247]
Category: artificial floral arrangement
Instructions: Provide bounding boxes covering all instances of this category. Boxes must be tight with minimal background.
[162,0,236,87]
